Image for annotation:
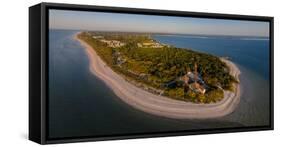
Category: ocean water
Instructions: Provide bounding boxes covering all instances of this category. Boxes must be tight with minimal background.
[48,30,270,139]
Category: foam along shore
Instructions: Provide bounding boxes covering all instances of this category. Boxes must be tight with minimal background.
[74,33,241,119]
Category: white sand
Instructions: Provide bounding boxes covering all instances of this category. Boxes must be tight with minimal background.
[75,33,241,119]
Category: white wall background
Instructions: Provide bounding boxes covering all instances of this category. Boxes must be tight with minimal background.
[0,0,279,146]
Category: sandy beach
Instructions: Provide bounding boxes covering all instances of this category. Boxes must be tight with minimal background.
[74,33,241,119]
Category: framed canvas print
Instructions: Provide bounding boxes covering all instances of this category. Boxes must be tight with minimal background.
[29,2,274,144]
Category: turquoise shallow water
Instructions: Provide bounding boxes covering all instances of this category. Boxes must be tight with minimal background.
[48,30,270,139]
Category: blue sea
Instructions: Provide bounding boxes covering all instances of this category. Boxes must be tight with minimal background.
[48,30,270,139]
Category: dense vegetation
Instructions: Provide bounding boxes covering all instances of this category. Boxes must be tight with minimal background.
[78,32,238,103]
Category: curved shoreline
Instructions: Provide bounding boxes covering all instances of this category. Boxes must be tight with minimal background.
[74,33,241,119]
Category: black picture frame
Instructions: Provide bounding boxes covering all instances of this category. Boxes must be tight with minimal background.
[29,2,274,144]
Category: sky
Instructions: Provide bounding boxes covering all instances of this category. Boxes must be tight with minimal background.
[49,9,269,37]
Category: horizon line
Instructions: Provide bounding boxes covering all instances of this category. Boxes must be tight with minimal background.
[49,28,270,38]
